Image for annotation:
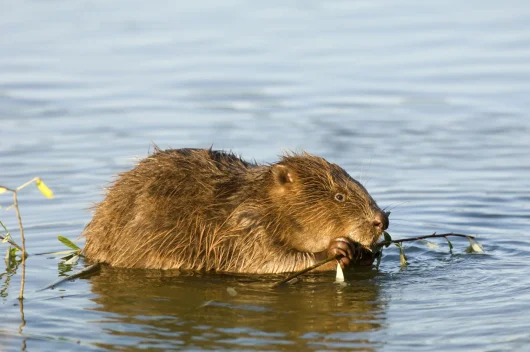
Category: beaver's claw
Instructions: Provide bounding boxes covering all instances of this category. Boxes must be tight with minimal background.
[327,237,357,269]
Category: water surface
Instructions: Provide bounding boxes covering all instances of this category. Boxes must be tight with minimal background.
[1,0,530,351]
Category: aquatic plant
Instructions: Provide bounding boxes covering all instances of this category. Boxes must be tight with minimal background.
[0,178,53,299]
[274,231,485,286]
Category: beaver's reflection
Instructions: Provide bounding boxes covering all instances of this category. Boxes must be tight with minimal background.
[88,265,385,350]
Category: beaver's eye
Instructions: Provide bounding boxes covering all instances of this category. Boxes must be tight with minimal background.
[335,193,345,202]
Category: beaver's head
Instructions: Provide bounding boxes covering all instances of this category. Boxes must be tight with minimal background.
[268,152,388,253]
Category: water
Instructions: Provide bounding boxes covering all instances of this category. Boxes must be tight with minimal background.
[1,0,530,350]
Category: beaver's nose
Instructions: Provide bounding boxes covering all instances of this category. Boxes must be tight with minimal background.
[372,210,389,231]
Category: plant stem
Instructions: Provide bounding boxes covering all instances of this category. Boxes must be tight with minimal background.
[272,233,476,287]
[1,177,50,300]
[0,221,24,253]
[37,263,101,291]
[376,233,474,248]
[18,294,26,334]
[272,255,338,287]
[15,177,39,192]
[0,234,24,253]
[13,191,26,300]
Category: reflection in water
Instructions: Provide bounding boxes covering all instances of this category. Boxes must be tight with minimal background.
[88,266,385,350]
[0,261,20,300]
[18,298,27,351]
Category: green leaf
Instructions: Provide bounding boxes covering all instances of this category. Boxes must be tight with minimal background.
[444,237,453,252]
[420,239,440,249]
[64,255,79,265]
[383,231,392,248]
[465,237,484,254]
[399,251,407,266]
[60,253,75,261]
[5,246,18,266]
[395,243,408,266]
[51,250,78,256]
[375,249,382,270]
[0,221,9,233]
[5,246,12,262]
[58,236,81,251]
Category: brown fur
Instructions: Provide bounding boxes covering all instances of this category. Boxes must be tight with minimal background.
[82,148,388,274]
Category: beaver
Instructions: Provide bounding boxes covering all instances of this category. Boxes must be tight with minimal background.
[82,147,389,274]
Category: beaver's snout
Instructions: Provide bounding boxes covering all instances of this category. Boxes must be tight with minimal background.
[372,210,389,232]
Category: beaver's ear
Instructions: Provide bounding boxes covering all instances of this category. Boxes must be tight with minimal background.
[272,165,295,185]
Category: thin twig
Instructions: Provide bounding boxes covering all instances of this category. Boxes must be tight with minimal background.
[376,233,474,248]
[272,233,477,287]
[0,221,24,253]
[0,234,24,253]
[0,186,15,193]
[272,255,338,287]
[15,177,39,192]
[13,191,27,300]
[37,263,101,291]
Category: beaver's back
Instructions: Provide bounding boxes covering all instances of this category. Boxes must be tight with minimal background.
[82,148,256,269]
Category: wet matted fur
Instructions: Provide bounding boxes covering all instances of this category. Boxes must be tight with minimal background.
[82,148,387,273]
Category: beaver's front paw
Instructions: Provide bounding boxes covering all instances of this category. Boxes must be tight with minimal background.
[326,237,358,269]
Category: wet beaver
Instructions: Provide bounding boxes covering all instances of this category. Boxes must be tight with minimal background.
[82,147,389,274]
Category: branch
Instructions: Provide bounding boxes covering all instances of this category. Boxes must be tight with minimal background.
[376,233,474,248]
[0,220,24,253]
[0,234,24,253]
[37,263,101,291]
[272,232,478,287]
[272,255,338,287]
[0,185,16,193]
[15,177,39,192]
